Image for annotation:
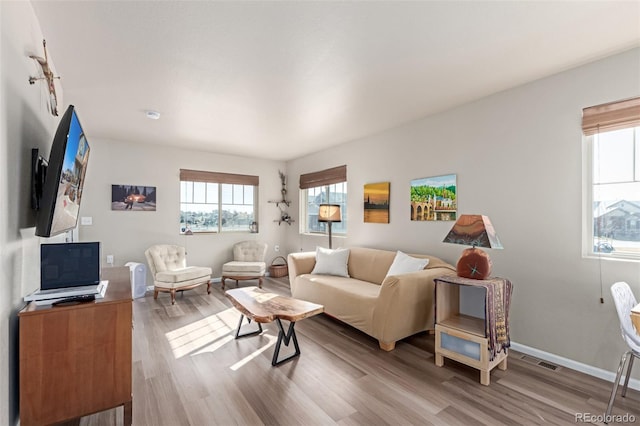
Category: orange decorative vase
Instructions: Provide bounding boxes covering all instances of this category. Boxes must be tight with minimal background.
[456,247,492,280]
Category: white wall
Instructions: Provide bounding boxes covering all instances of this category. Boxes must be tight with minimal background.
[0,2,62,424]
[284,47,640,375]
[78,138,287,280]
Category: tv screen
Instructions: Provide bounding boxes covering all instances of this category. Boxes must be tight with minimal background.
[35,105,90,237]
[40,242,100,290]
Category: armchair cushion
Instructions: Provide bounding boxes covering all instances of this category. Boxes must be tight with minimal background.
[222,261,266,275]
[233,241,268,262]
[156,266,212,283]
[147,244,186,274]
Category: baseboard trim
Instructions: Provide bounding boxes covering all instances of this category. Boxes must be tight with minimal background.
[511,341,640,391]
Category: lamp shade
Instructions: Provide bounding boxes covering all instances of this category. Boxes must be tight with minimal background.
[318,204,342,222]
[443,214,502,280]
[442,214,503,249]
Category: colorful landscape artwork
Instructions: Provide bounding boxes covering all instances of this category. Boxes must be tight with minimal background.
[364,182,390,223]
[410,174,457,221]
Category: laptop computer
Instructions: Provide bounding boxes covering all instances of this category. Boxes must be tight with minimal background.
[30,280,109,305]
[24,242,104,303]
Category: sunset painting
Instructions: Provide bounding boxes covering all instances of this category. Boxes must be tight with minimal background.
[364,182,390,223]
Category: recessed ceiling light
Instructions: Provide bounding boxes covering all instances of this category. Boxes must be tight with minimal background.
[145,110,161,120]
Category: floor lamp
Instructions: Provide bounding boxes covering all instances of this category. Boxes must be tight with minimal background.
[318,204,341,249]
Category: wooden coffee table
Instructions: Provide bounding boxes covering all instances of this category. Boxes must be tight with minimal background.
[225,286,323,366]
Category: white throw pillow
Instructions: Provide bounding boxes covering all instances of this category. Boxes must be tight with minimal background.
[311,247,350,277]
[385,251,429,279]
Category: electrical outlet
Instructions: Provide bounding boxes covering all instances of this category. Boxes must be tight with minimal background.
[106,255,114,265]
[274,245,280,252]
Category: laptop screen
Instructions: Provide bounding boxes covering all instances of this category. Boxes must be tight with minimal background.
[40,242,101,290]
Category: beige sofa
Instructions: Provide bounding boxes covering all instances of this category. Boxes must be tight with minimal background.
[287,247,456,351]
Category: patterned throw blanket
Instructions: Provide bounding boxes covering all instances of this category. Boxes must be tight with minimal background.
[436,276,513,361]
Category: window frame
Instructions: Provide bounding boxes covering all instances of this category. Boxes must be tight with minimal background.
[298,165,347,237]
[300,182,348,236]
[582,100,640,261]
[179,169,258,234]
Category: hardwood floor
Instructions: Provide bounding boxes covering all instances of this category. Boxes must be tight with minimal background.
[75,277,640,425]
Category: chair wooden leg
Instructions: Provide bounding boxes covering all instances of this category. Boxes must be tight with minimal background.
[221,277,226,291]
[154,289,159,300]
[170,289,176,305]
[206,281,211,294]
[258,277,263,288]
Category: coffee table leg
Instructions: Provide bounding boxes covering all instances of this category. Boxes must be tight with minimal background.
[272,319,301,366]
[234,314,263,338]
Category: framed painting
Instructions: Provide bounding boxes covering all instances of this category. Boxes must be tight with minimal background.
[111,184,157,211]
[364,182,390,223]
[410,174,456,221]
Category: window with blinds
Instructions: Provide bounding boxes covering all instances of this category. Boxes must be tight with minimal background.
[179,169,258,234]
[299,165,347,235]
[583,97,640,259]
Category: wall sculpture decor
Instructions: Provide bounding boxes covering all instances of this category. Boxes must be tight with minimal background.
[29,39,60,116]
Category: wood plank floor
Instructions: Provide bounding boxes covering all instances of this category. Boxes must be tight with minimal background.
[75,277,640,425]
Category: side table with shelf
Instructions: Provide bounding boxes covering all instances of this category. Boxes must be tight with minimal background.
[434,275,512,385]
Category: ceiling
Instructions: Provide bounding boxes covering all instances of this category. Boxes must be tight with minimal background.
[30,1,640,161]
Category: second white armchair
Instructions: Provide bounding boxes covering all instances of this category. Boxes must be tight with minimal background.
[221,241,268,290]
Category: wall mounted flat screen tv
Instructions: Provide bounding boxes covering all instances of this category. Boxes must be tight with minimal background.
[40,242,100,290]
[34,105,90,237]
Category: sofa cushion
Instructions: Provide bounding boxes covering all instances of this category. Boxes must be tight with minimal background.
[294,273,379,335]
[347,247,397,284]
[385,251,429,279]
[311,247,350,277]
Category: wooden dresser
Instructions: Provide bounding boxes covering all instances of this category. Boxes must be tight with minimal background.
[19,267,133,426]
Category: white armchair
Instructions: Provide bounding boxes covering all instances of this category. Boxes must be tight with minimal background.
[221,241,268,290]
[145,244,212,304]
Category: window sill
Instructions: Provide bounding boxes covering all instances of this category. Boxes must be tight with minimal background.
[583,253,640,263]
[300,232,347,238]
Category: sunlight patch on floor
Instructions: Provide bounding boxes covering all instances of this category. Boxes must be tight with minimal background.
[230,333,277,371]
[165,307,238,359]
